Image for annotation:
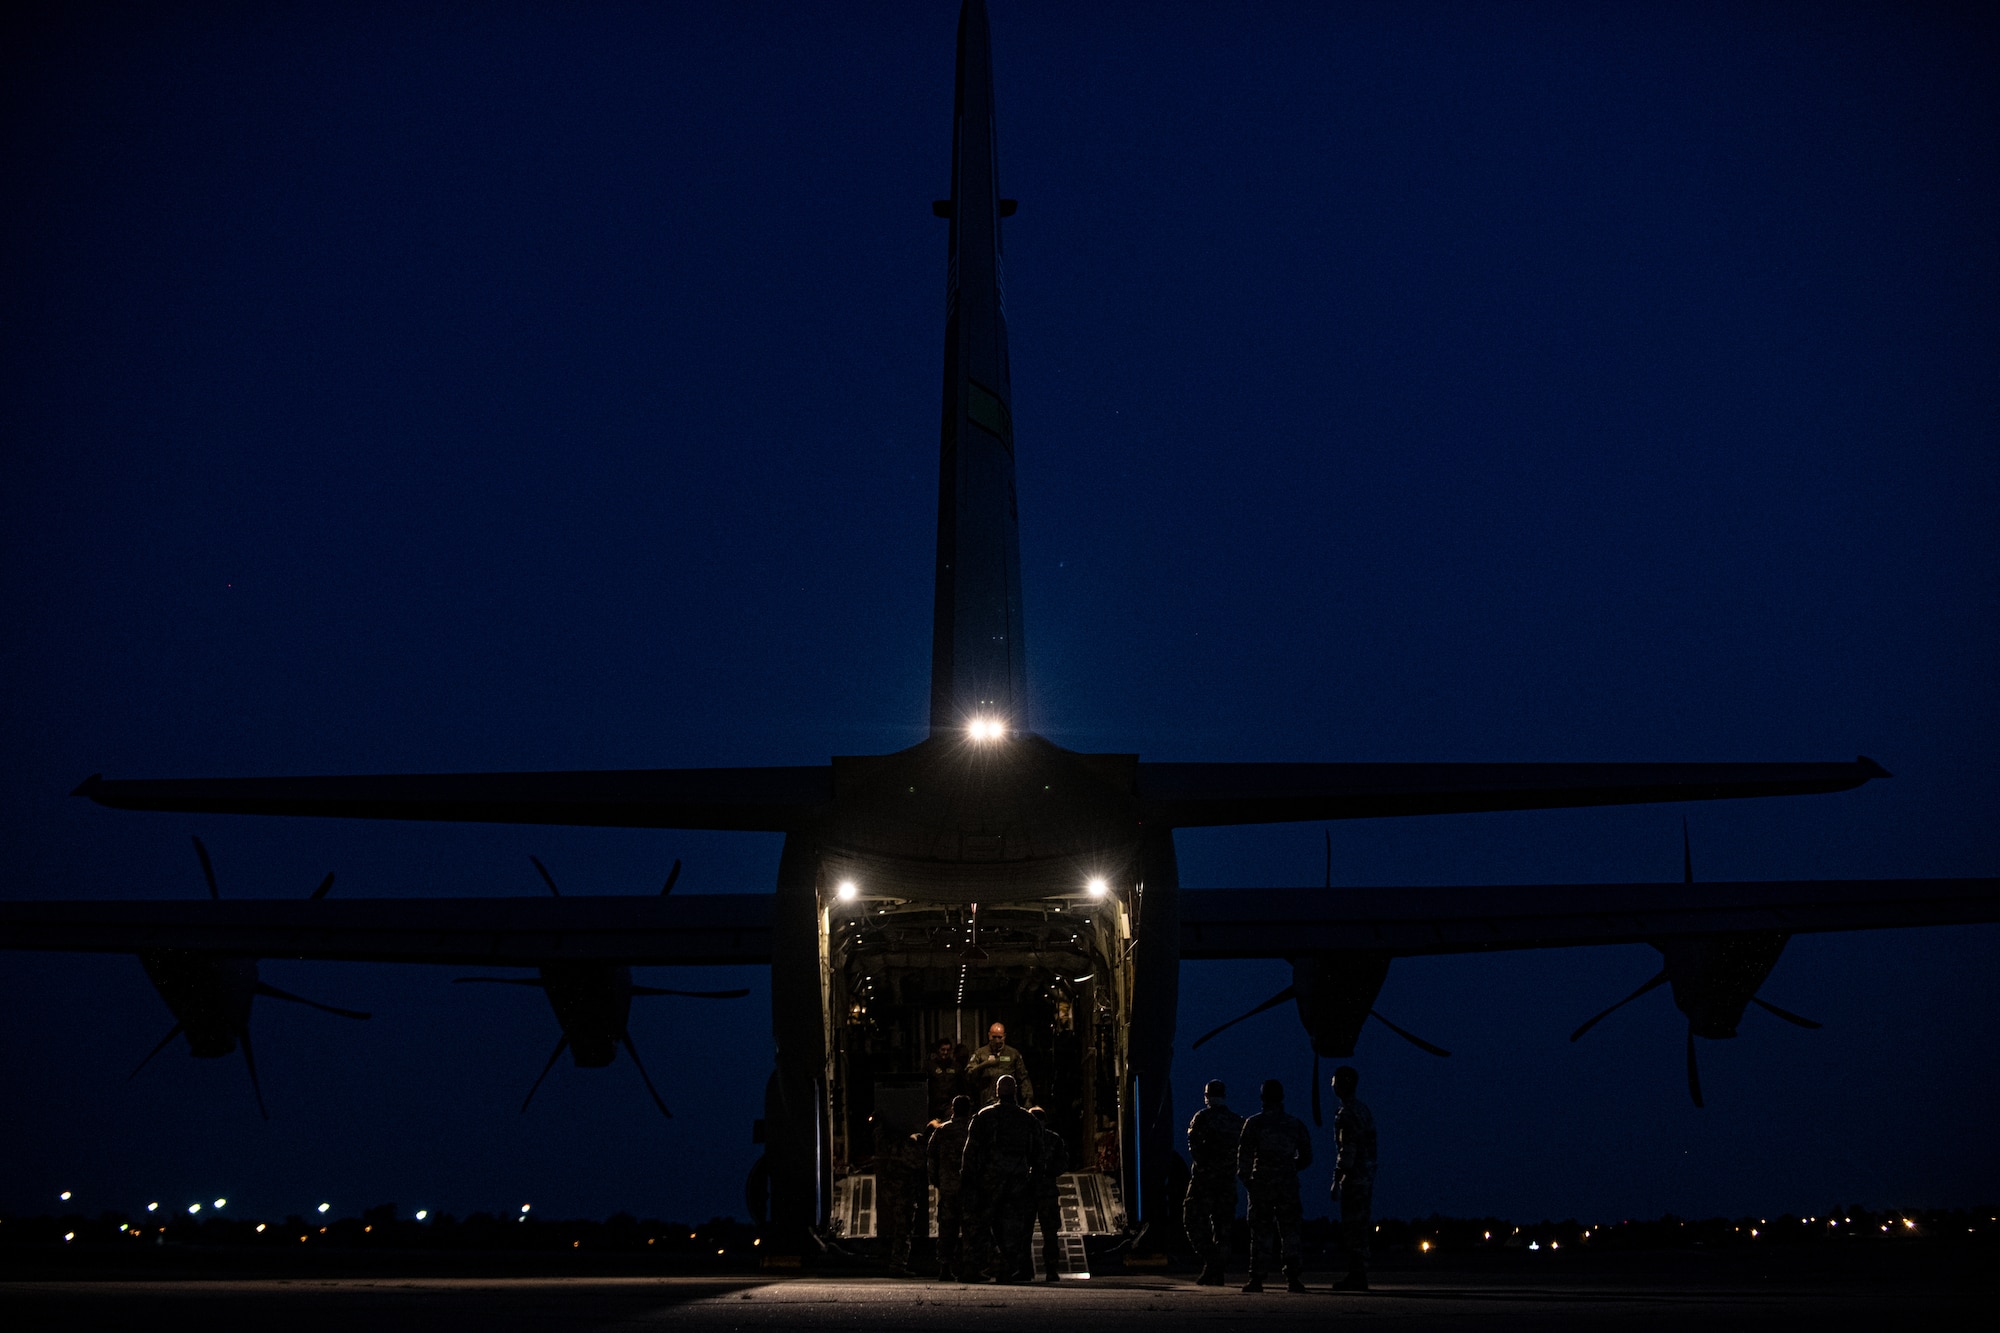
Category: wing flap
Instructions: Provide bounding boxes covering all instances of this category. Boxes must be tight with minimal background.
[73,766,832,831]
[0,894,774,966]
[1179,877,2000,959]
[1139,758,1888,827]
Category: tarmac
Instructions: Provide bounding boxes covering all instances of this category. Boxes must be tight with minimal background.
[3,1265,1992,1333]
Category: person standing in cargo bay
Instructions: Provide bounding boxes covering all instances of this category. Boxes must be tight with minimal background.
[964,1021,1033,1106]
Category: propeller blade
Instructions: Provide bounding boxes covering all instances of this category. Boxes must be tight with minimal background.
[529,855,562,898]
[1685,1028,1704,1108]
[521,1035,568,1112]
[1310,1050,1322,1128]
[1682,816,1694,885]
[454,976,547,987]
[1750,995,1823,1029]
[1190,985,1297,1050]
[630,986,750,999]
[241,1028,270,1121]
[660,858,682,897]
[193,836,220,899]
[621,1032,674,1119]
[256,982,371,1020]
[1569,970,1669,1042]
[1370,1009,1452,1057]
[310,872,336,900]
[129,1023,183,1079]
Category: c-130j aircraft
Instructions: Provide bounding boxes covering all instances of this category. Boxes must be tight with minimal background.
[3,0,1996,1261]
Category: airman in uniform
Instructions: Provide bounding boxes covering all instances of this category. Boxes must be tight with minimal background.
[961,1073,1038,1282]
[1028,1105,1067,1282]
[876,1118,930,1276]
[1183,1077,1243,1286]
[927,1038,965,1123]
[927,1094,974,1281]
[1237,1078,1313,1294]
[964,1022,1034,1107]
[1330,1065,1378,1292]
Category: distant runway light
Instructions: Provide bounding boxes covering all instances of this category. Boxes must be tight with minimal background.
[214,1198,226,1209]
[1086,877,1108,897]
[147,1203,158,1212]
[59,1191,71,1201]
[317,1203,330,1214]
[187,1204,201,1214]
[415,1210,428,1221]
[521,1204,531,1214]
[255,1224,266,1233]
[836,881,858,902]
[63,1232,74,1243]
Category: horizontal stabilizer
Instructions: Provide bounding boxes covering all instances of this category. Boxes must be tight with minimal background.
[1138,757,1889,827]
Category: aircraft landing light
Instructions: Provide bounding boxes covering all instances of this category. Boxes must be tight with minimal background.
[836,880,858,901]
[966,717,1005,742]
[1087,877,1109,897]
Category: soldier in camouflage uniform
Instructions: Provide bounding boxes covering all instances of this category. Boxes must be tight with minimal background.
[1183,1078,1243,1286]
[1028,1105,1067,1282]
[927,1038,966,1123]
[927,1095,974,1280]
[1237,1078,1313,1294]
[964,1022,1034,1107]
[876,1119,931,1275]
[961,1073,1038,1282]
[1330,1065,1378,1292]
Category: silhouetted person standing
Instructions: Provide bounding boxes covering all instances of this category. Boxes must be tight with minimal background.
[962,1073,1038,1282]
[876,1118,929,1276]
[1237,1078,1312,1294]
[1330,1064,1377,1291]
[1184,1078,1243,1286]
[928,1094,974,1281]
[1028,1105,1066,1282]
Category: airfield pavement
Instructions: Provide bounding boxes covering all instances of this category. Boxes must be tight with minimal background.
[3,1265,1992,1332]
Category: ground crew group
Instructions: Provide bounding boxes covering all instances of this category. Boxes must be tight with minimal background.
[877,1023,1065,1284]
[1184,1067,1377,1292]
[879,1024,1379,1290]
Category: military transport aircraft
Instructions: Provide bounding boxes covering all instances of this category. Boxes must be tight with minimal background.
[2,1,1995,1256]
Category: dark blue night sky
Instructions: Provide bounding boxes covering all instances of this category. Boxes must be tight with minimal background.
[3,2,1995,1226]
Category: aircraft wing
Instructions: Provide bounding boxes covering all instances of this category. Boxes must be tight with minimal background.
[72,767,832,831]
[0,894,774,966]
[1178,877,2000,959]
[73,758,1884,832]
[1138,758,1888,827]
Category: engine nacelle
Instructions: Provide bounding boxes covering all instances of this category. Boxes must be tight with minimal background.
[138,950,257,1057]
[1290,951,1392,1058]
[1656,932,1790,1040]
[538,962,635,1066]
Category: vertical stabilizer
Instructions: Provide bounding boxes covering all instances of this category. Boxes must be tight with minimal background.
[929,0,1027,737]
